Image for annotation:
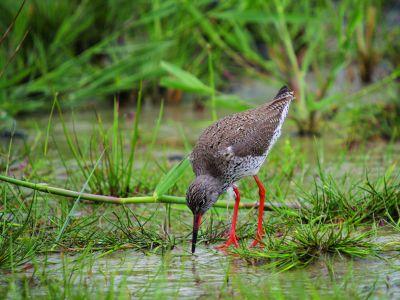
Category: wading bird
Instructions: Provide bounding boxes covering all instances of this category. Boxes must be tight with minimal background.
[186,86,294,253]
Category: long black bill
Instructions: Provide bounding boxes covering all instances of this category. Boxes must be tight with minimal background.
[191,213,202,253]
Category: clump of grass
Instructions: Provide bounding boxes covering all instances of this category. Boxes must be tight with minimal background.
[0,190,47,269]
[55,85,163,197]
[298,168,400,226]
[236,222,378,271]
[57,93,141,197]
[362,175,400,224]
[51,214,105,251]
[106,206,176,252]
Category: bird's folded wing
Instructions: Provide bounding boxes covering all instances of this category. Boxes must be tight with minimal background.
[220,118,280,158]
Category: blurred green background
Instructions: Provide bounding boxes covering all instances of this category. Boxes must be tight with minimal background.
[0,0,399,140]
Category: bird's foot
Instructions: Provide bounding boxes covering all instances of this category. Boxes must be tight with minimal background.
[216,233,239,251]
[249,232,264,248]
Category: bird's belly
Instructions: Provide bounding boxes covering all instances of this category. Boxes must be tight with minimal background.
[227,155,266,183]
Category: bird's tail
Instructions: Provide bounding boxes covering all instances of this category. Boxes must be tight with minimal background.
[263,86,294,110]
[273,86,294,100]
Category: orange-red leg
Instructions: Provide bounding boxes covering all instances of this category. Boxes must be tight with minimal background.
[216,186,240,250]
[250,175,266,247]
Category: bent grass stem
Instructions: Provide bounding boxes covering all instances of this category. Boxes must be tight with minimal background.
[0,174,297,210]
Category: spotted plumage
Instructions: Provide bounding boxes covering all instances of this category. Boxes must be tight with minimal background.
[190,86,293,192]
[187,86,294,253]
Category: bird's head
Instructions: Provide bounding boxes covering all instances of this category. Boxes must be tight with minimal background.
[186,175,222,253]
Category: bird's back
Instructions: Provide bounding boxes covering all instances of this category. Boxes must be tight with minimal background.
[190,87,294,181]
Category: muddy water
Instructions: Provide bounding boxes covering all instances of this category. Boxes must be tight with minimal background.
[6,95,400,298]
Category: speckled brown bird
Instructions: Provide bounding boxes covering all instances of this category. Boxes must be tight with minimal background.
[187,86,295,253]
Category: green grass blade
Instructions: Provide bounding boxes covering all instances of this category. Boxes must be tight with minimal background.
[55,148,106,243]
[140,100,164,173]
[112,97,119,189]
[56,99,89,179]
[153,157,190,199]
[160,61,212,94]
[43,95,57,156]
[124,82,143,190]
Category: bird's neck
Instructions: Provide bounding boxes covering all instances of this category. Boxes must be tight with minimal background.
[197,174,224,195]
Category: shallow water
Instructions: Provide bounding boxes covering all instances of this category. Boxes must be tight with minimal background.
[2,89,400,298]
[16,239,400,299]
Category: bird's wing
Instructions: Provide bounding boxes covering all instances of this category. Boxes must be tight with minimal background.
[219,103,289,158]
[191,88,293,173]
[221,120,278,158]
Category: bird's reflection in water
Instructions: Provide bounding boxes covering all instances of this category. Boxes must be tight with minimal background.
[188,246,245,297]
[191,260,203,287]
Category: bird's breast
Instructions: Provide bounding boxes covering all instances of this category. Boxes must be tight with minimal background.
[224,154,266,185]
